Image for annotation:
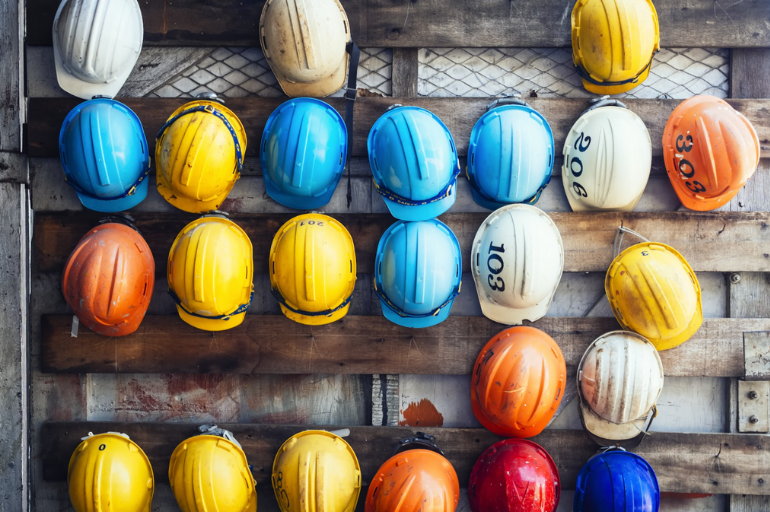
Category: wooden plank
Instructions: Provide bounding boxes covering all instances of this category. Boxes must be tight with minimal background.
[40,422,770,497]
[0,184,28,511]
[731,49,770,99]
[33,211,770,275]
[41,315,770,377]
[391,49,418,98]
[26,0,770,48]
[0,0,23,151]
[0,152,28,184]
[26,97,770,159]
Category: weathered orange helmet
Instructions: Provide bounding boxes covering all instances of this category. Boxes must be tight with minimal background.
[62,218,155,336]
[663,95,759,211]
[471,326,566,438]
[366,436,459,512]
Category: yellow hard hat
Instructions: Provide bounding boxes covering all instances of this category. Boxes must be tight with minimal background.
[68,432,154,512]
[156,97,247,213]
[606,242,702,351]
[169,433,257,512]
[273,430,361,512]
[270,214,356,325]
[168,214,254,331]
[571,0,660,94]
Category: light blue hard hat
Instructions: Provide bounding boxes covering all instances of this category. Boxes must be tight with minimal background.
[368,106,460,221]
[467,98,554,210]
[574,450,660,512]
[59,98,150,212]
[261,98,347,210]
[374,219,462,328]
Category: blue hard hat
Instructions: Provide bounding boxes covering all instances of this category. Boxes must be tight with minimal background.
[368,106,460,221]
[374,219,462,328]
[59,98,150,212]
[467,99,554,210]
[574,450,660,512]
[261,98,347,210]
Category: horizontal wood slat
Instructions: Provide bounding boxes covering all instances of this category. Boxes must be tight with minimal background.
[41,315,770,377]
[27,97,770,159]
[41,422,770,498]
[27,0,770,48]
[34,211,770,275]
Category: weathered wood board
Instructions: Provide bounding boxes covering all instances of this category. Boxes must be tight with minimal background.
[41,422,770,498]
[0,0,23,152]
[27,97,770,159]
[26,0,770,48]
[33,211,770,275]
[41,315,770,378]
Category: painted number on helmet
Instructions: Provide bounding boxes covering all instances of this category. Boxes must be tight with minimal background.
[674,134,706,193]
[299,220,324,227]
[487,242,505,292]
[571,132,591,198]
[98,444,106,451]
[275,471,290,508]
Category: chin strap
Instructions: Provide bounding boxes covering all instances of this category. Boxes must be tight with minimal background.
[344,41,360,209]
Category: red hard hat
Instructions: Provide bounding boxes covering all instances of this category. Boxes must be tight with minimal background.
[62,221,155,336]
[468,439,560,512]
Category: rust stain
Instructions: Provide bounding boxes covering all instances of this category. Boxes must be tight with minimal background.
[398,399,444,427]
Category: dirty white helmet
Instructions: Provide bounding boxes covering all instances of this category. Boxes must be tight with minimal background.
[578,331,664,446]
[562,98,651,211]
[52,0,143,100]
[260,0,352,98]
[471,204,563,325]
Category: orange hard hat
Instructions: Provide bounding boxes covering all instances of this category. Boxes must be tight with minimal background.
[471,326,566,438]
[62,219,155,336]
[366,449,459,512]
[662,95,759,211]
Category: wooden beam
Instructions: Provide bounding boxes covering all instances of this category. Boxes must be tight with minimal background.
[0,0,23,152]
[40,315,770,377]
[33,211,770,275]
[0,153,28,184]
[26,0,770,48]
[26,97,770,159]
[41,422,770,497]
[731,49,770,99]
[391,49,418,98]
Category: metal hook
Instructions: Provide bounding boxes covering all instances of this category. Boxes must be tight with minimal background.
[196,91,226,105]
[612,226,650,258]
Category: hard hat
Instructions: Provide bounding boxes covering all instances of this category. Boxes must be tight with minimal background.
[270,213,356,325]
[62,218,154,337]
[53,0,143,99]
[368,106,460,221]
[574,450,659,512]
[261,98,348,210]
[662,95,760,211]
[168,214,254,331]
[366,433,459,512]
[273,430,361,512]
[59,98,150,212]
[571,0,659,94]
[68,432,154,512]
[471,326,566,438]
[471,204,563,325]
[606,235,702,351]
[467,98,554,209]
[562,99,652,212]
[578,331,664,446]
[374,219,462,328]
[169,427,257,512]
[260,0,353,98]
[468,439,560,512]
[156,97,247,213]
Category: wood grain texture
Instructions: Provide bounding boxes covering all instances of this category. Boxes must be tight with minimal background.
[0,0,23,151]
[41,315,770,377]
[731,49,770,99]
[26,0,770,48]
[41,422,770,497]
[391,48,418,98]
[26,97,770,159]
[0,184,28,511]
[33,211,770,275]
[0,152,28,183]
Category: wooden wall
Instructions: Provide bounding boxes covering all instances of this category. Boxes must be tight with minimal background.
[18,0,770,511]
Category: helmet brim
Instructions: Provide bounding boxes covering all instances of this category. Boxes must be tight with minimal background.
[156,172,235,214]
[280,303,350,325]
[272,55,349,99]
[475,287,551,325]
[580,65,654,95]
[379,297,454,328]
[176,306,246,332]
[76,179,149,213]
[382,190,456,221]
[578,401,652,442]
[264,178,338,211]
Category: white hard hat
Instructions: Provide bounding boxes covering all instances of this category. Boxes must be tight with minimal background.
[577,330,664,444]
[471,204,563,325]
[53,0,143,100]
[260,0,351,98]
[562,99,652,211]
